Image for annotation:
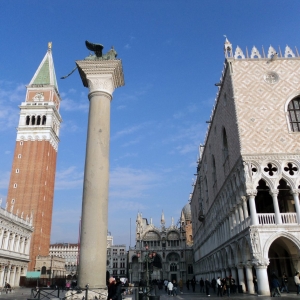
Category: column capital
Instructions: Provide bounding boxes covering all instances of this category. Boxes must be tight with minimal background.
[269,189,279,196]
[76,59,124,95]
[252,258,269,268]
[241,195,247,201]
[246,189,257,197]
[291,189,300,195]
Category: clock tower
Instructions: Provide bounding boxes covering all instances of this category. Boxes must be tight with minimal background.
[6,43,62,270]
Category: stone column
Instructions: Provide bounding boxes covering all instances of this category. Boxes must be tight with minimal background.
[241,196,249,219]
[237,265,246,292]
[238,204,244,222]
[291,190,300,224]
[255,265,269,295]
[270,190,282,224]
[248,193,259,225]
[235,207,240,225]
[245,264,254,294]
[76,59,124,289]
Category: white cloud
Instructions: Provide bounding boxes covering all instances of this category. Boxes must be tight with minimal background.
[112,122,153,140]
[60,96,89,112]
[109,200,146,211]
[0,171,10,189]
[110,167,162,200]
[0,82,24,130]
[55,166,83,190]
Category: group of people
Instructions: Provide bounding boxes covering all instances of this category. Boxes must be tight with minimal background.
[215,276,236,297]
[163,279,183,296]
[107,277,126,300]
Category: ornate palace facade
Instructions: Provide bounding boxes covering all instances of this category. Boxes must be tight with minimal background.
[190,39,300,295]
[128,205,193,284]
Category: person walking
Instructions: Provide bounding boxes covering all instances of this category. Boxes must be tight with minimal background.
[178,278,183,294]
[211,278,217,293]
[164,279,168,293]
[186,279,190,291]
[167,280,174,296]
[217,277,223,297]
[200,278,205,293]
[191,277,196,292]
[281,272,289,293]
[205,278,211,297]
[173,280,178,296]
[294,271,300,295]
[271,274,281,297]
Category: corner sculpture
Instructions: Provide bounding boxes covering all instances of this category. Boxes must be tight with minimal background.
[61,40,117,79]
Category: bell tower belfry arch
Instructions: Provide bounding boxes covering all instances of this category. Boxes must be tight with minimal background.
[6,43,62,270]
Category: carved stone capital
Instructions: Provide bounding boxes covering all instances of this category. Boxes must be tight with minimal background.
[87,77,114,95]
[269,189,279,197]
[246,189,257,197]
[76,59,124,95]
[291,189,300,196]
[241,196,247,202]
[252,258,269,268]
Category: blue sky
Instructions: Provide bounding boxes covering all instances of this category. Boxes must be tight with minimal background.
[0,1,300,247]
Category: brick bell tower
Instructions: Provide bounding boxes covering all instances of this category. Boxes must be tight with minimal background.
[6,42,62,270]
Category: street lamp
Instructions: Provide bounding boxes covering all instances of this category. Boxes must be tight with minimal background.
[137,244,158,298]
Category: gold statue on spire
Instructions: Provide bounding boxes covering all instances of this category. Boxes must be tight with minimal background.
[48,42,52,50]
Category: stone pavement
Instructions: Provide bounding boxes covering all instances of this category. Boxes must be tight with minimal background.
[0,287,299,300]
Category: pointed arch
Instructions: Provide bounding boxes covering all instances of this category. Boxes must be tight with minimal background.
[222,127,229,161]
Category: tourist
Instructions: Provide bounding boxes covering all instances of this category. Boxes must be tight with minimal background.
[217,277,223,297]
[200,278,204,292]
[164,279,168,293]
[186,279,190,290]
[205,278,211,296]
[211,278,217,293]
[191,276,196,292]
[4,282,11,293]
[106,277,122,300]
[167,280,173,296]
[271,274,281,297]
[178,278,183,294]
[281,272,289,293]
[173,280,178,296]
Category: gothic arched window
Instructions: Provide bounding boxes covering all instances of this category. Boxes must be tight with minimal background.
[212,155,216,183]
[170,263,177,271]
[41,266,46,275]
[287,97,300,132]
[222,128,229,161]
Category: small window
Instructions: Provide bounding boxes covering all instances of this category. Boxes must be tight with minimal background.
[16,169,19,173]
[18,154,21,158]
[288,97,300,132]
[20,141,23,146]
[13,184,17,188]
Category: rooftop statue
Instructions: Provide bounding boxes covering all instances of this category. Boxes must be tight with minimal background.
[61,41,117,79]
[84,40,117,60]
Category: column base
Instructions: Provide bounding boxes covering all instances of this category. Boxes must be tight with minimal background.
[65,288,108,300]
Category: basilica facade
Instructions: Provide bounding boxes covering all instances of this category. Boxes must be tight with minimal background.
[128,205,193,284]
[190,39,300,295]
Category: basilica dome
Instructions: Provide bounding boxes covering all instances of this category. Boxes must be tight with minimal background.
[181,202,192,221]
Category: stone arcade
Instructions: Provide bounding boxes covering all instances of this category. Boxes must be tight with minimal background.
[190,39,300,295]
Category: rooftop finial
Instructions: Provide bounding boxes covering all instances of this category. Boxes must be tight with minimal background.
[224,36,233,58]
[48,42,52,50]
